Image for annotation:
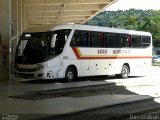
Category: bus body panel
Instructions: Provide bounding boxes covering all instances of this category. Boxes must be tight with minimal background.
[14,24,152,80]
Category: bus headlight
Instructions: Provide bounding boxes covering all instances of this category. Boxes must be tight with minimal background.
[36,64,48,70]
[14,64,48,72]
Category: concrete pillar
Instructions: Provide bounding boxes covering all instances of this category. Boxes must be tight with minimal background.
[9,0,23,79]
[0,0,10,81]
[11,0,18,38]
[11,0,23,37]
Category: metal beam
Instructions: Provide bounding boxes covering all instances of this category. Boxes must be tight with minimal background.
[20,0,117,28]
[25,4,101,11]
[29,19,84,25]
[27,11,93,17]
[29,16,87,21]
[24,0,112,5]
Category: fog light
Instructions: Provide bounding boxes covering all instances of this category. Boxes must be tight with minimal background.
[38,74,43,77]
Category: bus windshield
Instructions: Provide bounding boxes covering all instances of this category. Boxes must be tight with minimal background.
[15,29,71,64]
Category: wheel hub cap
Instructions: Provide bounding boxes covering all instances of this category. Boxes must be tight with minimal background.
[67,72,73,79]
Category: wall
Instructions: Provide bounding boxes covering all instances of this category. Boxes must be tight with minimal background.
[0,0,10,80]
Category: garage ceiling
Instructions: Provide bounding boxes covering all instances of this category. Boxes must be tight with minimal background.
[23,0,117,27]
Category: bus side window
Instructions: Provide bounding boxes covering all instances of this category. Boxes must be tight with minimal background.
[70,30,83,47]
[99,33,105,47]
[105,33,111,47]
[91,32,100,47]
[131,35,142,48]
[142,36,151,48]
[89,32,92,47]
[70,34,76,46]
[131,36,135,48]
[128,35,132,47]
[124,34,129,47]
[83,32,89,47]
[76,32,83,47]
[118,34,128,48]
[107,33,118,48]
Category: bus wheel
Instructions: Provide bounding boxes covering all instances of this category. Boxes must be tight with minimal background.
[65,67,76,82]
[116,65,129,79]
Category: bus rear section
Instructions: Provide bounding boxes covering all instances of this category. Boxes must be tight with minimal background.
[66,28,152,80]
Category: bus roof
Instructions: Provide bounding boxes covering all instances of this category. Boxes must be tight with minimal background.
[24,24,151,36]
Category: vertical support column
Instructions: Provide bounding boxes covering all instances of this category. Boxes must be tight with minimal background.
[18,0,23,34]
[22,0,26,31]
[11,0,24,37]
[11,0,18,38]
[9,0,24,79]
[0,0,10,81]
[10,0,18,79]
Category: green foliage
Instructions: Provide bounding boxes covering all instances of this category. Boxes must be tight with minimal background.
[85,9,160,47]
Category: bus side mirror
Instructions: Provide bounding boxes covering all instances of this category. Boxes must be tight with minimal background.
[51,34,57,48]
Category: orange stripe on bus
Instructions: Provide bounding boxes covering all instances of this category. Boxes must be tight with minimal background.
[72,47,152,60]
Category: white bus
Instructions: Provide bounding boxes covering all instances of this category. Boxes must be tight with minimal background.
[14,24,152,81]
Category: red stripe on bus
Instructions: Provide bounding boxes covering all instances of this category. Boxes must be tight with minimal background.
[72,47,81,59]
[77,56,152,59]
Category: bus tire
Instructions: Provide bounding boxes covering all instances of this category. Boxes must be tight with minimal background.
[65,67,76,82]
[116,65,129,79]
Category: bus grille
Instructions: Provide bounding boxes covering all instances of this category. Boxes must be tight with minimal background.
[18,73,34,78]
[16,68,36,72]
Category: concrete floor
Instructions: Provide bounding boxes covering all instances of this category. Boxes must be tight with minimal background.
[0,66,159,119]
